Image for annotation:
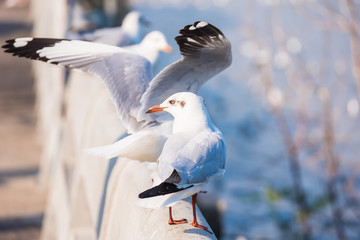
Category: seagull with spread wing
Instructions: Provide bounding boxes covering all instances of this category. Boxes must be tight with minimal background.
[2,20,231,162]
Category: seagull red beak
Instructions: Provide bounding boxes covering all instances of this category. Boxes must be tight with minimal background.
[162,45,172,53]
[146,105,167,114]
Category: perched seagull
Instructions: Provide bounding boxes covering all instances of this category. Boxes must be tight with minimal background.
[72,11,149,46]
[138,92,226,234]
[124,30,172,65]
[2,21,231,161]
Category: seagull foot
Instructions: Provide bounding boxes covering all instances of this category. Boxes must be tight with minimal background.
[199,191,207,194]
[168,218,188,225]
[191,222,213,234]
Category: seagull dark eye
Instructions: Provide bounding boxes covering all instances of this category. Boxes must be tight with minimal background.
[169,100,176,105]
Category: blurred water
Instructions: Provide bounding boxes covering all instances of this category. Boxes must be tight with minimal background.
[125,0,360,239]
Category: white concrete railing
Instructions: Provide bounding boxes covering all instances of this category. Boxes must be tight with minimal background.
[29,1,217,239]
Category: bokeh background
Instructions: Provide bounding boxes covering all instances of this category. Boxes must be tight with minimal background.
[1,0,360,240]
[0,1,45,240]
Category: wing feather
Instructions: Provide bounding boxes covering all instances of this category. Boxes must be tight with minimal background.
[2,38,153,132]
[171,130,226,184]
[157,129,226,185]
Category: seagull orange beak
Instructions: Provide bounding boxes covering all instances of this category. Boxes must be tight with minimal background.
[146,105,167,114]
[162,45,172,53]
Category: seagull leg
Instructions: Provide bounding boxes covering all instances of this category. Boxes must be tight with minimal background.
[191,193,213,234]
[168,207,187,225]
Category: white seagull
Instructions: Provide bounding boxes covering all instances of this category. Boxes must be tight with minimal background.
[2,21,231,162]
[138,92,226,234]
[79,11,149,46]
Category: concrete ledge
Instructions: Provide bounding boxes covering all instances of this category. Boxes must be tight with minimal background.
[99,158,216,240]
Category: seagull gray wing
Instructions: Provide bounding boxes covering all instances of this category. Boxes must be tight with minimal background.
[2,38,153,132]
[137,21,232,121]
[85,53,153,131]
[172,129,226,185]
[157,129,226,185]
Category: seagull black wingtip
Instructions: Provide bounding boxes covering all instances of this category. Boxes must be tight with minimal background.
[139,182,193,199]
[174,21,229,57]
[179,21,224,37]
[1,38,68,63]
[2,40,14,50]
[3,39,14,46]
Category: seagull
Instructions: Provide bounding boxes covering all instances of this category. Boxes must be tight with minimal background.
[69,11,150,46]
[2,21,231,161]
[138,92,226,234]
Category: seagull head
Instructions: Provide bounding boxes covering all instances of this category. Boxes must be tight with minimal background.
[142,31,172,53]
[146,92,214,134]
[146,92,206,117]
